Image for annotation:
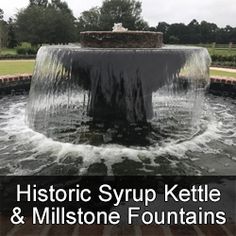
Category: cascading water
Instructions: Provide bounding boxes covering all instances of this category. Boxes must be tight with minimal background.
[26,45,211,146]
[0,29,236,176]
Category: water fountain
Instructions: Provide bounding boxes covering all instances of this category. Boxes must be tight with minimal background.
[0,22,236,236]
[26,24,210,146]
[1,24,235,176]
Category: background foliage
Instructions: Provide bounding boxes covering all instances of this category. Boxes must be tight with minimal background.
[0,0,235,48]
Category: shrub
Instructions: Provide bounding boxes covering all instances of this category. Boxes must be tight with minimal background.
[211,61,236,68]
[211,54,236,62]
[16,43,39,55]
[0,54,36,60]
[210,53,236,67]
[16,47,28,55]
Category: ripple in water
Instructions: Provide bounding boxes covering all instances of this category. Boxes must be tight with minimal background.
[0,93,235,176]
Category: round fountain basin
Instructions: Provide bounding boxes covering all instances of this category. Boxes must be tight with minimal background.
[80,31,163,48]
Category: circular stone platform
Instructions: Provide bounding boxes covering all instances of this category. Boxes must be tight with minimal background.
[80,31,163,48]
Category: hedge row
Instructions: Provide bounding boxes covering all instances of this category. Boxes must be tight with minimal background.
[210,54,236,67]
[211,61,236,68]
[16,47,38,55]
[0,54,36,60]
[211,54,236,63]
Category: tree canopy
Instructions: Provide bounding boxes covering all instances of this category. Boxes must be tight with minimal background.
[15,0,76,45]
[0,9,4,20]
[7,18,18,48]
[1,0,236,47]
[77,7,101,32]
[99,0,148,30]
[77,0,148,33]
[154,19,236,44]
[0,9,8,48]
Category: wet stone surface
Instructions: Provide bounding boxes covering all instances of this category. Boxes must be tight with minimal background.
[80,31,163,48]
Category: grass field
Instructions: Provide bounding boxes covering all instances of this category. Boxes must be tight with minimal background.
[0,60,35,76]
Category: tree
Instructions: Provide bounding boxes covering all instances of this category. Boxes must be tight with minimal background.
[50,0,73,15]
[154,22,169,42]
[99,0,148,30]
[0,9,8,48]
[156,22,169,35]
[76,0,148,35]
[169,35,179,44]
[29,0,48,7]
[200,21,217,43]
[0,8,4,20]
[7,18,18,48]
[222,25,235,43]
[228,28,236,43]
[45,3,76,44]
[77,7,101,32]
[167,23,188,44]
[187,19,201,43]
[149,19,236,44]
[15,0,76,45]
[16,5,47,45]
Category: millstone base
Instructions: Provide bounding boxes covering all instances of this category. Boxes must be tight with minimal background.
[80,31,163,48]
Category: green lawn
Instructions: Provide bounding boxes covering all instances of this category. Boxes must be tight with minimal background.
[210,69,236,78]
[0,60,35,76]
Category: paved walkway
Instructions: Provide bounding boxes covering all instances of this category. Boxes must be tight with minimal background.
[210,67,236,73]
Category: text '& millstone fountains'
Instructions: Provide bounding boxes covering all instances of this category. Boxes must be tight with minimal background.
[26,24,211,145]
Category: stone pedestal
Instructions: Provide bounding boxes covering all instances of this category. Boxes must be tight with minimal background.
[80,31,163,48]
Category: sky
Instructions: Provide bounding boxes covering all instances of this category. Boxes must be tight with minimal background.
[1,0,236,27]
